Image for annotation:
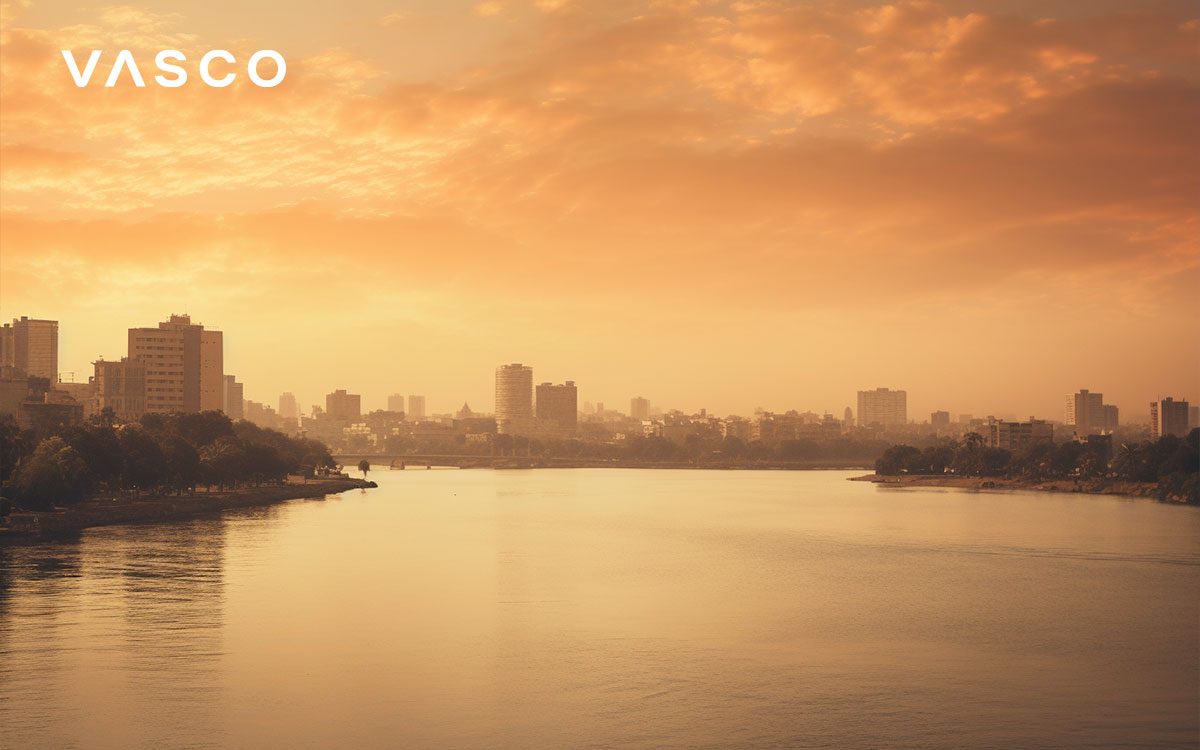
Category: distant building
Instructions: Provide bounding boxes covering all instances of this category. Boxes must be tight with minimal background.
[1150,397,1190,438]
[128,314,223,414]
[1191,406,1200,432]
[1102,404,1119,432]
[387,393,406,413]
[631,396,650,421]
[223,375,244,420]
[843,406,853,433]
[244,400,280,429]
[93,358,146,421]
[408,395,426,420]
[1066,389,1116,435]
[17,390,84,433]
[0,367,29,416]
[2,317,59,381]
[326,389,362,421]
[537,381,578,431]
[931,410,950,428]
[988,418,1053,451]
[857,388,907,427]
[495,363,534,435]
[279,392,299,421]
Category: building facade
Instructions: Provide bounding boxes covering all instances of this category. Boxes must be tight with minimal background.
[279,392,299,421]
[988,418,1054,451]
[387,393,406,413]
[537,381,578,431]
[631,396,650,421]
[128,314,223,414]
[1150,397,1190,438]
[407,395,426,420]
[223,375,244,420]
[1065,389,1116,435]
[495,363,534,435]
[326,389,362,421]
[2,317,59,381]
[857,388,907,428]
[93,358,146,421]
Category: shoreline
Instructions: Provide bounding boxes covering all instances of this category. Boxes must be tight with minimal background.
[0,477,376,544]
[345,456,875,471]
[850,473,1164,498]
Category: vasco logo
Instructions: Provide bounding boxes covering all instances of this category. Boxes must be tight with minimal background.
[61,49,287,88]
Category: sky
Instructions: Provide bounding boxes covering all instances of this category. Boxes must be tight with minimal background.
[0,0,1197,420]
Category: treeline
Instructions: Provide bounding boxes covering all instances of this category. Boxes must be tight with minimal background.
[380,432,893,463]
[876,430,1199,503]
[0,409,336,511]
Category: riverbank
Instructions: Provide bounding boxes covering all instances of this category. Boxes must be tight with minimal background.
[851,473,1163,498]
[0,477,377,544]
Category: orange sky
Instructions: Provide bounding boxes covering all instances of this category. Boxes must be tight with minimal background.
[1,0,1197,420]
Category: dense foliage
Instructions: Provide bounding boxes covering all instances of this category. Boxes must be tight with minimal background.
[378,432,893,464]
[875,430,1199,503]
[0,409,336,511]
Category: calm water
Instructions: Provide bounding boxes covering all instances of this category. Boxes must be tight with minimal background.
[1,470,1197,749]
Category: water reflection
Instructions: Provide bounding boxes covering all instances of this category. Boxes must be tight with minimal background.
[0,471,1197,750]
[0,518,228,749]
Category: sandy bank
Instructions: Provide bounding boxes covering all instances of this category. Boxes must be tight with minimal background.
[850,473,1160,498]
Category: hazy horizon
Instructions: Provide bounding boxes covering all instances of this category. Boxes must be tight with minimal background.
[2,0,1197,421]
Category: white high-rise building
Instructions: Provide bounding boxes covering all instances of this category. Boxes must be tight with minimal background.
[495,363,533,435]
[856,388,907,427]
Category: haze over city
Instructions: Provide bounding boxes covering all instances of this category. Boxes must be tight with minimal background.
[2,2,1198,749]
[1,0,1196,418]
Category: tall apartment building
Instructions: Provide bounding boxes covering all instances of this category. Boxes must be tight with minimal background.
[1065,389,1109,435]
[1150,397,1190,438]
[1,317,59,381]
[495,363,534,435]
[631,396,651,421]
[279,392,299,421]
[407,395,426,420]
[857,388,907,427]
[537,381,578,431]
[387,393,406,413]
[92,358,146,421]
[326,389,361,421]
[223,375,244,420]
[128,314,223,414]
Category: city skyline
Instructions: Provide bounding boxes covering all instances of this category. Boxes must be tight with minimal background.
[2,0,1197,423]
[4,310,1194,427]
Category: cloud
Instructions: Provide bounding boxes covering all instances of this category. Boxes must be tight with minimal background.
[1,0,1196,412]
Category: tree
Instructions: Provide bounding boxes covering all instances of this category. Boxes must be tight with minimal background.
[358,459,370,477]
[157,434,201,495]
[118,426,167,495]
[6,437,91,510]
[201,437,248,490]
[62,424,123,488]
[0,414,33,485]
[876,445,922,475]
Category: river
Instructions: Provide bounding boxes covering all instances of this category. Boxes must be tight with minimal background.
[1,469,1197,749]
